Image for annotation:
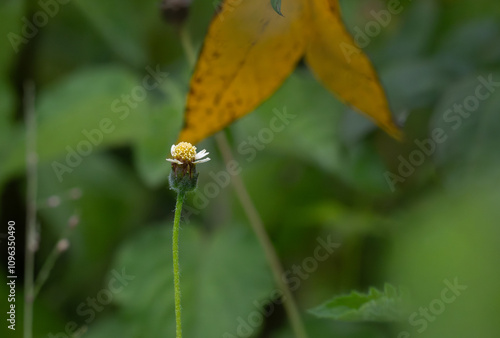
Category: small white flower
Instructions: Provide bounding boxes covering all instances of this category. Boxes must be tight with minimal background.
[166,142,210,165]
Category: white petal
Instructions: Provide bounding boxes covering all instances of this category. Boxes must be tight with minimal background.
[166,158,183,164]
[193,157,211,164]
[195,149,209,159]
[170,144,176,156]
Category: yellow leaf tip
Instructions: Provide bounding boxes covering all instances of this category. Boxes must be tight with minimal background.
[383,120,404,142]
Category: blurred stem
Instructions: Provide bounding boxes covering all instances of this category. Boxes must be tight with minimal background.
[33,245,60,299]
[173,192,185,338]
[215,133,308,338]
[33,233,71,299]
[180,25,196,68]
[179,25,308,338]
[24,81,37,338]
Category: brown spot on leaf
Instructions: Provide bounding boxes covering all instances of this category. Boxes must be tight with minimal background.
[214,93,222,105]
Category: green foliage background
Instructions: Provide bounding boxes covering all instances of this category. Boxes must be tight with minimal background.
[0,0,499,337]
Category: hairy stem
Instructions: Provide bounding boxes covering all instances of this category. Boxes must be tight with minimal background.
[172,192,185,338]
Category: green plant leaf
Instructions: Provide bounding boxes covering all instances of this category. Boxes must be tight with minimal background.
[73,0,147,66]
[0,0,24,136]
[233,71,344,175]
[84,224,274,338]
[388,170,500,338]
[309,284,408,322]
[381,59,451,112]
[375,0,439,62]
[36,154,151,300]
[435,20,500,74]
[430,72,500,182]
[271,0,282,16]
[232,71,392,194]
[133,78,184,187]
[0,65,149,187]
[0,0,24,76]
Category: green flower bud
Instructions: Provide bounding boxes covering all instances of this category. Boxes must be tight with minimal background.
[167,142,210,194]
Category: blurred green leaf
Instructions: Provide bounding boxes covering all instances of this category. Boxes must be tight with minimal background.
[441,0,500,30]
[0,0,24,135]
[382,59,451,112]
[0,0,24,76]
[73,0,148,66]
[77,315,130,338]
[375,0,439,62]
[304,199,387,236]
[0,65,151,186]
[0,276,68,338]
[271,317,388,338]
[309,283,408,322]
[389,171,500,338]
[430,72,500,181]
[0,81,16,143]
[435,20,500,76]
[36,154,151,301]
[234,71,344,175]
[133,78,184,187]
[234,71,396,195]
[85,223,274,338]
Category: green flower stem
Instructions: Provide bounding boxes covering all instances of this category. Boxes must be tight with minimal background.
[172,191,186,338]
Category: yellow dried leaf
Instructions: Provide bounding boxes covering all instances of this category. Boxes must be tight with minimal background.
[179,0,401,144]
[306,0,402,140]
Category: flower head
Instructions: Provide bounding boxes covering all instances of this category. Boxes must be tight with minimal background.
[166,142,210,165]
[167,142,210,194]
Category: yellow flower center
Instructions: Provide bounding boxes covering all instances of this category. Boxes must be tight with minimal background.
[173,142,197,163]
